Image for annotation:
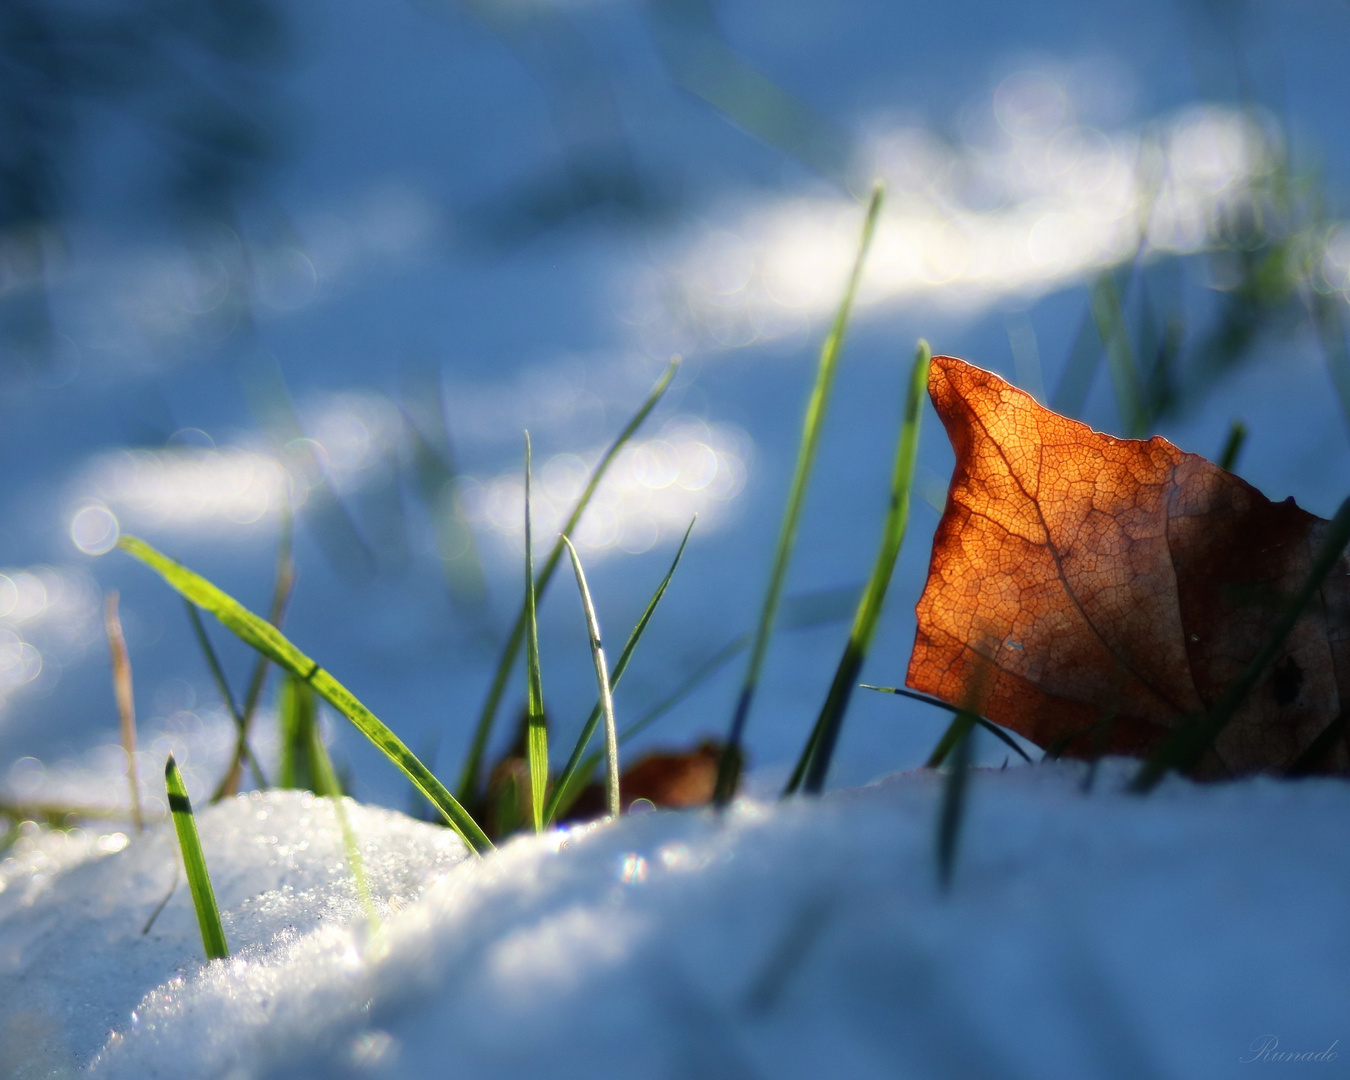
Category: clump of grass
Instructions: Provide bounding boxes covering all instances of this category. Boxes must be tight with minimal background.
[103,590,143,832]
[456,358,680,808]
[545,517,694,824]
[714,182,885,807]
[784,339,930,796]
[118,535,493,854]
[165,754,228,961]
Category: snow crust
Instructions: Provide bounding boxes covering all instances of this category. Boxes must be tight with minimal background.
[4,763,1348,1079]
[0,791,465,1076]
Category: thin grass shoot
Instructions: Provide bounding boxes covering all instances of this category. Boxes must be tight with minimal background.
[715,183,885,807]
[860,685,1031,764]
[165,754,228,960]
[214,508,294,800]
[523,433,549,833]
[1218,420,1248,472]
[545,516,695,824]
[785,339,930,796]
[1132,494,1350,791]
[561,535,620,817]
[103,591,143,832]
[935,716,976,893]
[119,535,493,854]
[457,356,680,807]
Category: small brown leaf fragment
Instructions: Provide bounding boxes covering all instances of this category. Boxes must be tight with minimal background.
[562,740,727,823]
[906,356,1350,778]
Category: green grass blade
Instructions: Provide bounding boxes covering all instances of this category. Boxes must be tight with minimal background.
[303,693,379,928]
[277,671,317,791]
[1132,494,1350,791]
[550,583,862,822]
[213,509,294,800]
[243,359,374,575]
[456,357,681,807]
[934,714,976,893]
[188,601,270,792]
[120,535,493,854]
[1088,271,1146,437]
[1218,420,1248,472]
[103,591,143,832]
[859,685,1032,764]
[400,367,490,618]
[1309,288,1350,437]
[165,754,228,960]
[523,434,549,833]
[561,536,621,817]
[545,516,695,824]
[714,183,885,806]
[187,600,243,723]
[785,340,930,797]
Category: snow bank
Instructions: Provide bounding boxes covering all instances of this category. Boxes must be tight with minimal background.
[4,763,1347,1079]
[0,791,465,1076]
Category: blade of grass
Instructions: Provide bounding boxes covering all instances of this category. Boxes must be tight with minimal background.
[213,509,295,800]
[859,685,1032,764]
[400,366,490,619]
[1309,287,1350,437]
[120,534,493,854]
[243,359,374,576]
[1218,420,1248,472]
[165,754,228,960]
[1286,708,1350,777]
[277,670,317,791]
[1132,494,1350,791]
[550,583,862,821]
[522,434,549,833]
[104,591,143,832]
[0,799,156,824]
[302,688,379,929]
[785,340,930,797]
[560,535,621,817]
[187,602,268,790]
[545,516,695,824]
[456,357,681,807]
[1088,271,1147,437]
[714,183,885,807]
[934,714,976,893]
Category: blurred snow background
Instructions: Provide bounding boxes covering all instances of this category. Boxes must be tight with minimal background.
[0,0,1347,812]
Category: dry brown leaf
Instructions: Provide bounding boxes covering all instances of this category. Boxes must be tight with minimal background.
[906,355,1350,778]
[562,740,725,822]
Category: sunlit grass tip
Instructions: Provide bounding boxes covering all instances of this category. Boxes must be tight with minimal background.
[457,356,681,808]
[165,754,228,961]
[119,534,493,854]
[561,535,620,818]
[546,516,696,824]
[784,338,930,797]
[715,182,885,807]
[523,433,549,833]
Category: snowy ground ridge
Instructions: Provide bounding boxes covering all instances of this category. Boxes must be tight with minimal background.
[2,762,1347,1080]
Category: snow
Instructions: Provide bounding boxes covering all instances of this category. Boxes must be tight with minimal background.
[0,791,465,1076]
[3,761,1347,1078]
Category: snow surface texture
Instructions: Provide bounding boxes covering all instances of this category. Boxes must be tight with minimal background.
[0,791,466,1077]
[3,763,1347,1079]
